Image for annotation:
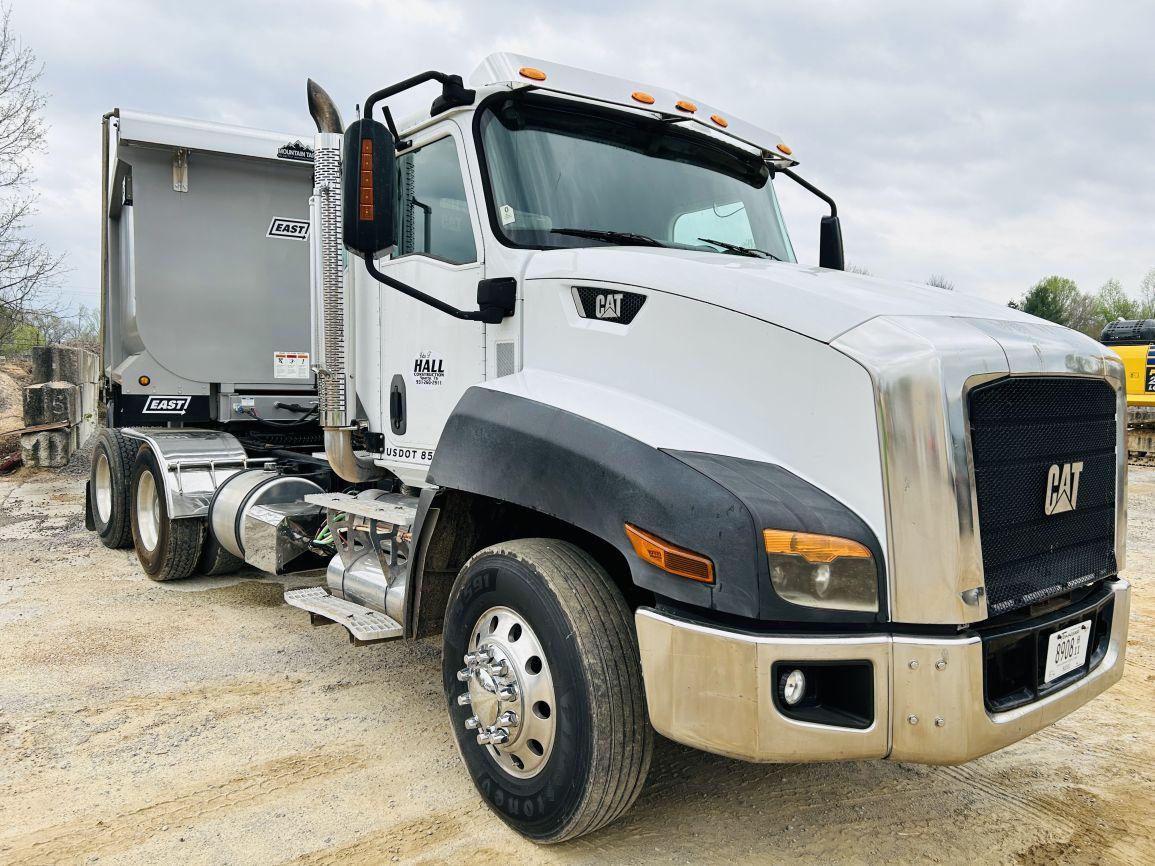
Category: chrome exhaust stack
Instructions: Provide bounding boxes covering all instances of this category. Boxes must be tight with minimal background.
[307,80,385,483]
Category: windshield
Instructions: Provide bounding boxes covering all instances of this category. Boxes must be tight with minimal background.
[477,95,796,262]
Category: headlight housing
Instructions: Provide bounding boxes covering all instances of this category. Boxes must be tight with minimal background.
[763,529,879,613]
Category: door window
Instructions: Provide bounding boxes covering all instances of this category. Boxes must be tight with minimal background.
[394,136,477,264]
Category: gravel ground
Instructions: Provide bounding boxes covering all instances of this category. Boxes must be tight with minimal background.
[0,451,1152,863]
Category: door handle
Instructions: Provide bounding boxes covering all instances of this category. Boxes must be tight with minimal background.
[389,374,406,435]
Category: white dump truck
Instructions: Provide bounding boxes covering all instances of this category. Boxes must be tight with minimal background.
[89,54,1130,842]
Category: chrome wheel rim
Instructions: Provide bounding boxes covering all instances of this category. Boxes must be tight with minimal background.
[94,452,113,523]
[456,605,557,779]
[135,469,161,552]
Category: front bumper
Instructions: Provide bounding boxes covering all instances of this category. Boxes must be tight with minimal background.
[636,578,1130,764]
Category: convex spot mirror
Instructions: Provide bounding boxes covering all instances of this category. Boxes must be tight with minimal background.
[343,118,397,255]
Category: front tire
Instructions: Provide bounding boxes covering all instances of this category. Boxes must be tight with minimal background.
[443,538,652,843]
[130,446,204,581]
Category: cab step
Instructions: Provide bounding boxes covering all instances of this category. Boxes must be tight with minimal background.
[284,586,402,644]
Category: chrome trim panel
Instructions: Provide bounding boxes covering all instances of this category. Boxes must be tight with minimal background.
[637,578,1129,765]
[121,428,248,519]
[834,316,1125,625]
[889,578,1130,763]
[636,609,891,763]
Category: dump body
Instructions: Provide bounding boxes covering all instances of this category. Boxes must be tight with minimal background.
[102,111,318,425]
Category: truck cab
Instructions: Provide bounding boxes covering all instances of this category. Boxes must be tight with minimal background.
[93,53,1130,844]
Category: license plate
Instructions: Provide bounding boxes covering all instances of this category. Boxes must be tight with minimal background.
[1044,620,1092,683]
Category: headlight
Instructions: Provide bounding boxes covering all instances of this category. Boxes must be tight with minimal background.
[763,529,879,613]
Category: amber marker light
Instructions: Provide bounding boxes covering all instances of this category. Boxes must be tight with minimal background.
[710,114,729,127]
[763,529,871,564]
[625,523,715,584]
[631,91,656,105]
[519,67,547,81]
[138,375,151,386]
[675,99,698,113]
[776,143,793,155]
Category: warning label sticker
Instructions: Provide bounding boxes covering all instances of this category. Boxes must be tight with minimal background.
[274,351,311,380]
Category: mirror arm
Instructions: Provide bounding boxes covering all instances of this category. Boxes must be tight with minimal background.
[779,168,838,218]
[362,253,505,323]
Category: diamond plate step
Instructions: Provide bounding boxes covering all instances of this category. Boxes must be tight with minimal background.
[304,492,418,526]
[284,586,402,644]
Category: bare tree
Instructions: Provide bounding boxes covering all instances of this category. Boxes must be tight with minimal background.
[926,273,955,291]
[0,5,63,349]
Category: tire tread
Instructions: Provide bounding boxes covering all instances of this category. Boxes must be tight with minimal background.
[462,538,652,843]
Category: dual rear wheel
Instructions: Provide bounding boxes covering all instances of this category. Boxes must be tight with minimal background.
[88,430,241,580]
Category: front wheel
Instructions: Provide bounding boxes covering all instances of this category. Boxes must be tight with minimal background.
[443,539,652,843]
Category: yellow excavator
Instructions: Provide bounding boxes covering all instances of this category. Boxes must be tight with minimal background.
[1099,319,1155,455]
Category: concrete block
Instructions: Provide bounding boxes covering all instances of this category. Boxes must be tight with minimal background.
[30,345,99,386]
[22,382,81,427]
[20,429,75,468]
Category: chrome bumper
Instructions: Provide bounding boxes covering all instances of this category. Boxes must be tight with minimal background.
[635,578,1130,764]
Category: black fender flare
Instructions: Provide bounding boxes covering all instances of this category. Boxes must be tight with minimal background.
[426,387,886,624]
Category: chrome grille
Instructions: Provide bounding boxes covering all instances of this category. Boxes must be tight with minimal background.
[969,377,1118,615]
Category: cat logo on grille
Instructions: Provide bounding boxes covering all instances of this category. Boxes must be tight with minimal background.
[1044,461,1084,515]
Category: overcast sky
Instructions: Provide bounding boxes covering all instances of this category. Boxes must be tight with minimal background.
[12,0,1155,316]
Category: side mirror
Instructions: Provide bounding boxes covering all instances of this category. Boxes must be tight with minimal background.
[343,118,396,255]
[819,215,845,271]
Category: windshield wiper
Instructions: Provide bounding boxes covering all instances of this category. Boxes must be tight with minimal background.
[550,227,668,248]
[698,237,781,261]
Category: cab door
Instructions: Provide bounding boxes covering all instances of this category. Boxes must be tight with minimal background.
[376,125,485,483]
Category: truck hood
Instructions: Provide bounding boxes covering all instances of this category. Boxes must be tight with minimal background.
[523,247,1042,343]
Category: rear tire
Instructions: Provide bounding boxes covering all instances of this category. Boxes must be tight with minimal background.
[443,538,652,843]
[197,533,245,576]
[89,429,135,549]
[130,446,204,581]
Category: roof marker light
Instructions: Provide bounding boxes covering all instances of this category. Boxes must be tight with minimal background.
[776,143,793,155]
[631,91,656,105]
[675,99,698,113]
[710,114,729,128]
[519,67,547,81]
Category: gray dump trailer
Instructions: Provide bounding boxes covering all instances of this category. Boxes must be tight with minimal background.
[101,110,318,426]
[90,110,337,565]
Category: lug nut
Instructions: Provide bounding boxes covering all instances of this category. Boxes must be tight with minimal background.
[456,667,472,682]
[488,729,509,745]
[497,710,519,728]
[464,716,481,730]
[496,684,518,702]
[485,661,508,676]
[457,693,472,706]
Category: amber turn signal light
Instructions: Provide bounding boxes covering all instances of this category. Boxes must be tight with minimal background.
[763,529,871,564]
[631,91,656,105]
[776,143,793,155]
[519,67,547,81]
[710,114,728,127]
[138,375,150,387]
[625,523,715,584]
[675,100,698,113]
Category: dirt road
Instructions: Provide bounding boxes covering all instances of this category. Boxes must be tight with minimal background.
[0,456,1152,864]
